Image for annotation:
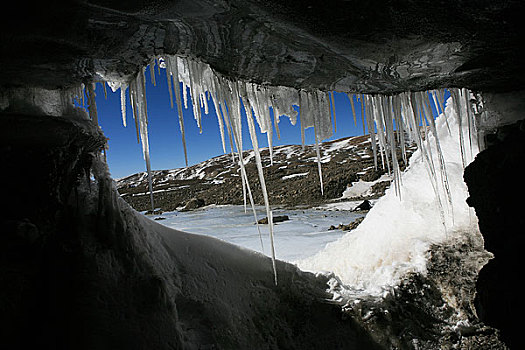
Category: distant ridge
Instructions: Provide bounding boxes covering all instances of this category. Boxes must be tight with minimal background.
[117,135,415,211]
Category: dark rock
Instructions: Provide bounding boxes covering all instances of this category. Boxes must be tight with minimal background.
[145,209,163,215]
[257,215,289,224]
[180,198,205,212]
[464,120,525,349]
[353,200,372,211]
[329,217,365,231]
[336,234,503,348]
[153,217,166,221]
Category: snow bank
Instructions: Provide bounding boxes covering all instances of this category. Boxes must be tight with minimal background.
[341,174,392,198]
[297,97,480,295]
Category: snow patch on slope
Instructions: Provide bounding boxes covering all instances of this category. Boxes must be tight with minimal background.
[341,174,392,198]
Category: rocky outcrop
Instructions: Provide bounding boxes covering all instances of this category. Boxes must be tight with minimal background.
[180,197,206,212]
[353,200,372,211]
[257,215,289,225]
[329,217,365,231]
[464,120,525,349]
[330,233,503,349]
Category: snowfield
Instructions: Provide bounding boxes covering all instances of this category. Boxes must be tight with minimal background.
[153,204,365,262]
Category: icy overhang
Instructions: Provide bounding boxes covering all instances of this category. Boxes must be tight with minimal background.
[1,0,524,93]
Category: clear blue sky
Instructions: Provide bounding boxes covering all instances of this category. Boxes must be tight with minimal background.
[95,65,446,179]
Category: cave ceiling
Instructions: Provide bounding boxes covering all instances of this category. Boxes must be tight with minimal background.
[1,0,524,94]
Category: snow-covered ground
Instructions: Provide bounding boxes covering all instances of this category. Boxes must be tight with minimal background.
[151,204,365,262]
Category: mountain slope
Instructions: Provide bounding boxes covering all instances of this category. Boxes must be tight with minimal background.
[117,135,415,211]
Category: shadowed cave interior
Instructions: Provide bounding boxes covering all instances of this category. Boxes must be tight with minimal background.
[1,1,524,349]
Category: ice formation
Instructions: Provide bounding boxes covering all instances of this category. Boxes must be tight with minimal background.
[298,94,479,294]
[79,55,476,286]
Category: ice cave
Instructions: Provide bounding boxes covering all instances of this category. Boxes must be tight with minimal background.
[1,1,524,349]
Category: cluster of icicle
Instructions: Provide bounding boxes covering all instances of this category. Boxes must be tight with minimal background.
[76,55,476,285]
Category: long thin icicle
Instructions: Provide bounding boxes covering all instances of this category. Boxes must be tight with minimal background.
[231,82,266,252]
[245,106,278,285]
[166,56,189,166]
[86,82,98,125]
[450,88,467,168]
[348,93,357,127]
[130,68,154,212]
[120,83,127,127]
[330,91,337,132]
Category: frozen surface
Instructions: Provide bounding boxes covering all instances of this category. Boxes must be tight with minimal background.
[151,204,364,262]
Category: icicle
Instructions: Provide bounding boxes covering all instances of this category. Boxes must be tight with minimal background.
[299,90,306,150]
[103,82,107,100]
[216,77,236,163]
[314,132,324,195]
[462,88,475,161]
[150,60,156,87]
[316,91,333,141]
[383,96,401,197]
[130,68,154,212]
[263,90,275,165]
[166,63,174,109]
[250,85,274,165]
[420,91,453,217]
[310,91,326,195]
[431,89,451,135]
[359,94,366,135]
[210,89,227,153]
[167,56,189,167]
[364,95,378,170]
[330,91,337,132]
[348,93,357,127]
[270,85,299,126]
[404,91,446,227]
[211,76,229,155]
[371,95,388,173]
[269,90,282,140]
[80,83,85,107]
[204,92,210,115]
[431,90,442,114]
[120,83,127,127]
[450,88,467,168]
[129,80,141,144]
[245,107,278,285]
[273,107,281,140]
[182,82,189,109]
[392,93,408,165]
[224,81,266,252]
[86,82,98,125]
